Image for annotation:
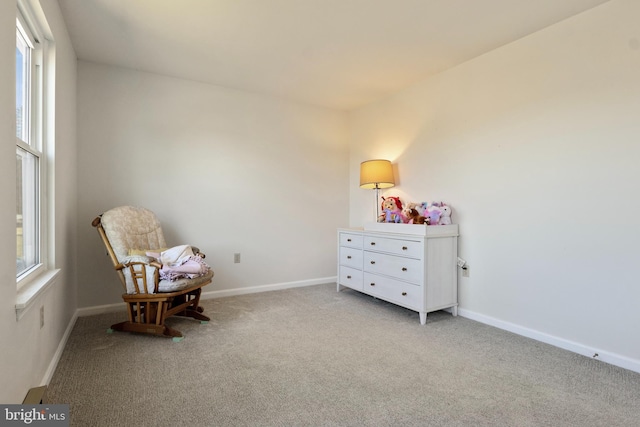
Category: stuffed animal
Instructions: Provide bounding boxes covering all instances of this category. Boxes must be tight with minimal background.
[382,209,403,223]
[403,201,417,212]
[427,207,441,225]
[438,205,452,225]
[402,202,416,222]
[400,202,424,224]
[378,196,406,223]
[405,208,426,224]
[415,202,429,217]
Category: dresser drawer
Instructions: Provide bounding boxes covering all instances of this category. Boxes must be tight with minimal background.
[339,266,363,291]
[363,273,423,311]
[364,235,422,259]
[339,232,363,249]
[339,247,363,269]
[364,252,423,284]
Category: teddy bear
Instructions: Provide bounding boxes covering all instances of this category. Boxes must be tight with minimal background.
[378,196,406,223]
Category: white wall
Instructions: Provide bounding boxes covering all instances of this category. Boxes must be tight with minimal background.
[349,0,640,367]
[0,0,77,403]
[76,62,349,308]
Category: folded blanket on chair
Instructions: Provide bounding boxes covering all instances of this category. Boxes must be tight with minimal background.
[159,245,193,266]
[154,245,210,282]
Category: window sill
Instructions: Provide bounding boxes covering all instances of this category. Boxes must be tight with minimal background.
[15,269,61,320]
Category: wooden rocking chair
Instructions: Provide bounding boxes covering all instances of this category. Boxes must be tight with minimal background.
[92,206,214,340]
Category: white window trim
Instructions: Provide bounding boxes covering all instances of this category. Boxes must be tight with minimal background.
[15,0,58,320]
[16,269,60,320]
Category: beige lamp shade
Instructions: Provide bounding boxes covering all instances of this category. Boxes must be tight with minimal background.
[360,159,395,189]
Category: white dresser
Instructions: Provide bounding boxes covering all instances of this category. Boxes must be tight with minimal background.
[337,224,459,325]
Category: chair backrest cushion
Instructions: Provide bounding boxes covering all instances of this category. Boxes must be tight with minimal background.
[101,206,167,262]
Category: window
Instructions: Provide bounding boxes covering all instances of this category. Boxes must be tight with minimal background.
[16,5,47,285]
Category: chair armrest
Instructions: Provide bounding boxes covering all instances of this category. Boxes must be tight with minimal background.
[122,255,156,264]
[118,259,161,294]
[114,255,158,271]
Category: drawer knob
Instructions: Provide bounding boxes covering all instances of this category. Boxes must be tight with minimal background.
[347,255,352,259]
[402,246,408,250]
[347,238,352,242]
[370,242,376,246]
[402,292,407,296]
[370,283,375,286]
[347,275,352,279]
[402,267,407,271]
[370,261,376,264]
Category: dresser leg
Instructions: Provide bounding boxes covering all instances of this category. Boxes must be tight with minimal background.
[452,306,458,316]
[419,312,427,325]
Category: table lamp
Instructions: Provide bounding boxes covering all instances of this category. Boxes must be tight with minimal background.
[360,159,395,220]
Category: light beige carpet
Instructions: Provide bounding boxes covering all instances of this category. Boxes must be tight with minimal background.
[47,283,640,426]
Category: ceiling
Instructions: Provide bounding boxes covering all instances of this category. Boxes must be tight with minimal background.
[57,0,610,110]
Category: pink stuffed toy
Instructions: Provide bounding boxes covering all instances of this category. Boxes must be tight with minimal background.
[427,208,441,225]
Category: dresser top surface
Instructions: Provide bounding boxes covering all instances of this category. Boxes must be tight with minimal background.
[339,223,458,238]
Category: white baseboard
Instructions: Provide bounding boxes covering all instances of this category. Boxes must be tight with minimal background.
[201,277,336,300]
[40,311,78,386]
[76,302,125,317]
[458,308,640,374]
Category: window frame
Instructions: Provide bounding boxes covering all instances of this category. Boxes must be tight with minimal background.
[15,2,50,290]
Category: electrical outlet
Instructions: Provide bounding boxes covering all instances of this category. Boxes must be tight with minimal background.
[234,253,241,263]
[462,266,470,277]
[40,306,44,328]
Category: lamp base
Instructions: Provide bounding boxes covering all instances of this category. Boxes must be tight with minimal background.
[374,186,380,222]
